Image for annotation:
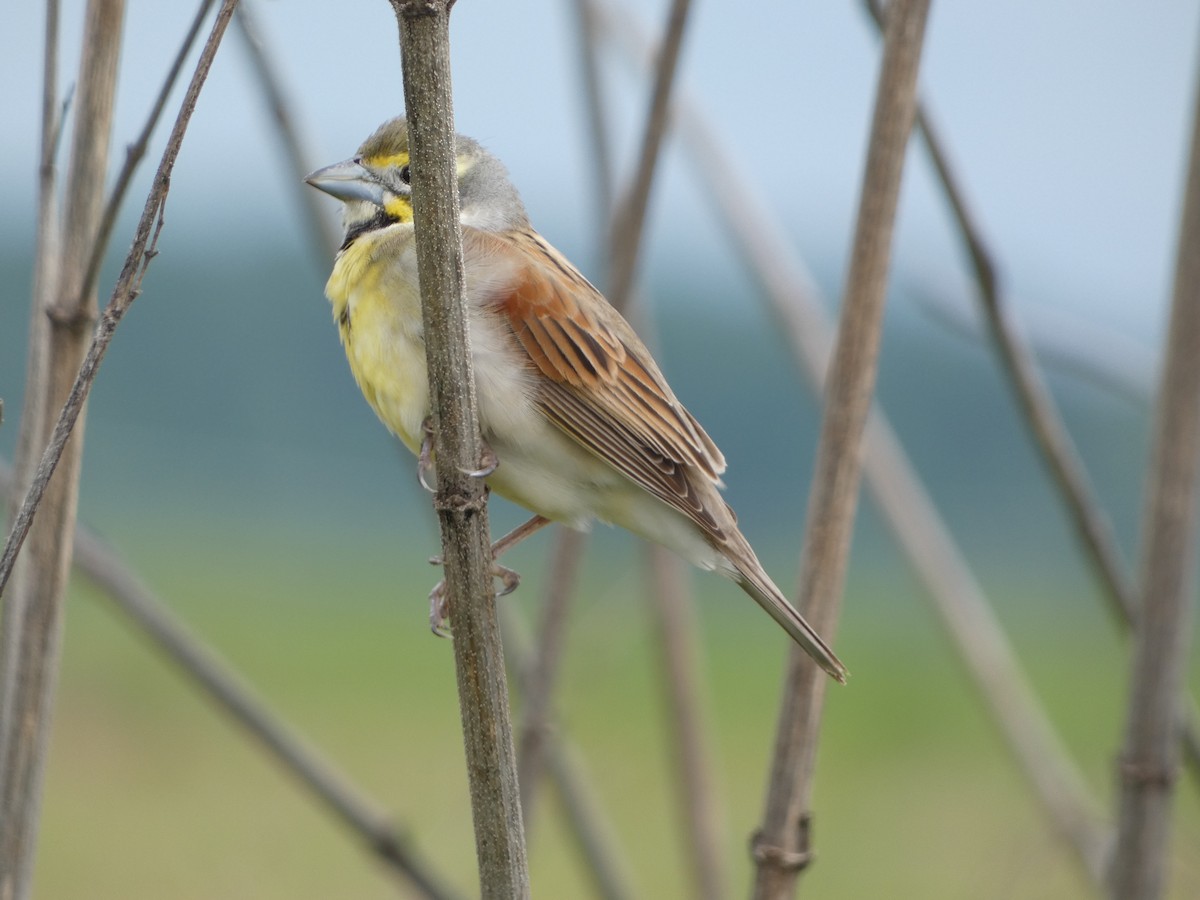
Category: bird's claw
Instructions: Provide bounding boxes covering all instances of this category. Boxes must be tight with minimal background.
[419,419,497,486]
[429,580,452,637]
[460,442,499,479]
[426,562,522,635]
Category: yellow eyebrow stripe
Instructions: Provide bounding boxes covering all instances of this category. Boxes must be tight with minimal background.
[363,151,410,169]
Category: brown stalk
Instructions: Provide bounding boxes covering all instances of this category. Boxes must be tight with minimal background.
[498,601,639,900]
[1108,47,1200,898]
[751,1,932,895]
[515,528,586,827]
[860,0,1200,787]
[675,70,1110,887]
[233,0,341,257]
[604,0,693,312]
[591,0,1111,884]
[0,2,127,896]
[647,551,727,900]
[0,0,239,594]
[586,1,731,892]
[388,3,529,896]
[80,0,218,307]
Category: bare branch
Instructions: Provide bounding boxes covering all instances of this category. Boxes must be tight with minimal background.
[752,2,932,895]
[515,528,586,827]
[0,2,127,894]
[647,551,726,900]
[605,0,694,310]
[234,0,341,258]
[861,0,1200,791]
[592,1,1113,887]
[0,0,241,594]
[498,602,639,900]
[81,0,219,306]
[1109,46,1200,898]
[388,3,529,896]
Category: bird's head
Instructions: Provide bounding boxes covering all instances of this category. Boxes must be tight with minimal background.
[305,116,528,245]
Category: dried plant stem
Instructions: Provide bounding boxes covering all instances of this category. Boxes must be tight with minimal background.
[515,528,586,827]
[0,2,126,895]
[389,3,529,896]
[233,0,340,257]
[664,69,1109,886]
[752,1,931,895]
[605,0,693,310]
[1109,53,1200,899]
[498,602,638,900]
[861,0,1200,789]
[593,0,1110,885]
[81,0,218,306]
[588,2,730,891]
[647,551,726,900]
[0,0,239,593]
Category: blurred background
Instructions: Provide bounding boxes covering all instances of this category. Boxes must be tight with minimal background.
[2,1,1199,897]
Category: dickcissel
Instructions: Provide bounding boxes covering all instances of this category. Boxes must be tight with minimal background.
[306,117,846,683]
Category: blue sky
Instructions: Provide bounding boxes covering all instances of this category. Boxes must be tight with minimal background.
[2,1,1198,352]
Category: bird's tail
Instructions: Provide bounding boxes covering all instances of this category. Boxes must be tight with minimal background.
[726,532,848,683]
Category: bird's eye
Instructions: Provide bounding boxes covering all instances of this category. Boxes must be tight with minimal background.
[399,164,411,185]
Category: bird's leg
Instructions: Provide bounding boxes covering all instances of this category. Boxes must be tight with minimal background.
[428,514,553,635]
[417,416,436,493]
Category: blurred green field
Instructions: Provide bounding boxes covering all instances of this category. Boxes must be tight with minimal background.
[31,516,1200,899]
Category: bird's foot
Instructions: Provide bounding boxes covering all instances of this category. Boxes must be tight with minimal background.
[418,420,497,488]
[427,561,522,637]
[461,441,499,479]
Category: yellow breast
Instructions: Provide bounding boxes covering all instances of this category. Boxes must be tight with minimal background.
[326,226,429,454]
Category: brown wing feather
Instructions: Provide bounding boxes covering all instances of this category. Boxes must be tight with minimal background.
[467,226,728,536]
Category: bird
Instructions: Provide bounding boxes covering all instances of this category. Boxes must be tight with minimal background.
[305,116,847,683]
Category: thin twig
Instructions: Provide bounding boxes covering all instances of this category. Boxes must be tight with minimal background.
[623,20,1110,890]
[581,2,730,893]
[0,0,241,596]
[0,1,127,894]
[1109,44,1200,898]
[80,0,218,306]
[233,0,340,258]
[389,3,529,896]
[594,8,1110,883]
[605,0,693,311]
[596,0,1112,886]
[647,551,726,900]
[515,528,586,827]
[4,0,61,539]
[1,0,62,752]
[511,0,619,826]
[750,2,932,896]
[568,0,616,226]
[860,0,1200,789]
[498,601,639,900]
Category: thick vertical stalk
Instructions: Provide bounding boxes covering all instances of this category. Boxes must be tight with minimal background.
[389,3,529,897]
[1109,36,1200,899]
[0,2,125,896]
[751,1,932,896]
